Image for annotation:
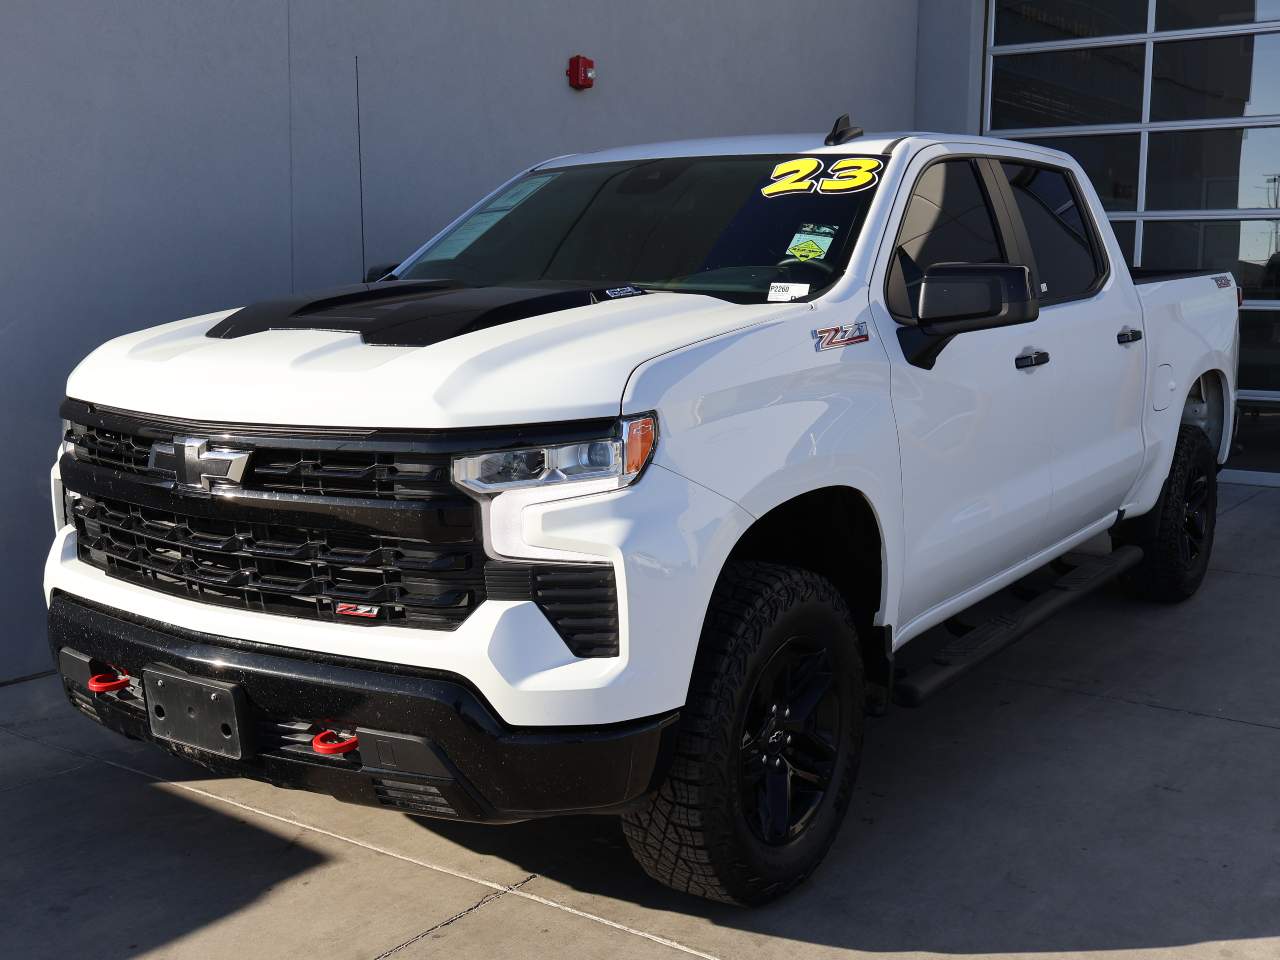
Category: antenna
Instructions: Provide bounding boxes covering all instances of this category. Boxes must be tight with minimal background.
[824,114,863,146]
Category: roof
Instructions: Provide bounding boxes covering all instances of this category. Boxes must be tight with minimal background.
[537,131,1056,169]
[540,132,914,167]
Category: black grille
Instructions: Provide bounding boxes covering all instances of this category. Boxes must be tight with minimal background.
[72,493,484,630]
[67,422,153,473]
[486,563,620,657]
[60,402,627,646]
[64,421,454,502]
[248,448,449,500]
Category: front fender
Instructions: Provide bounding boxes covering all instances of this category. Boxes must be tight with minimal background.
[623,297,903,629]
[517,463,755,719]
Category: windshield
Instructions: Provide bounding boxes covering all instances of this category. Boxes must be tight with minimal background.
[397,154,887,304]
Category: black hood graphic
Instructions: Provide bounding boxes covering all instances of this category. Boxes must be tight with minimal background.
[205,281,647,348]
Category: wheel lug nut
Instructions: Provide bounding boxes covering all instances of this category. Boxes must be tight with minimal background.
[771,704,778,715]
[783,707,791,719]
[786,734,792,745]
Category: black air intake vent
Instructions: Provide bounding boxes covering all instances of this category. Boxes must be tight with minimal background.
[373,778,457,817]
[485,562,619,658]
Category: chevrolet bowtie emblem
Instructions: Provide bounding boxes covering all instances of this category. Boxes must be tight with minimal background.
[149,437,251,492]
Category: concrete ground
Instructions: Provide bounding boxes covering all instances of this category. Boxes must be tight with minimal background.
[4,483,1279,960]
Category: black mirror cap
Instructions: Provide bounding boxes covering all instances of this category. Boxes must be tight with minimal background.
[917,263,1038,336]
[364,262,400,283]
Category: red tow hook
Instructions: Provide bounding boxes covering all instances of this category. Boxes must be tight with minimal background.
[87,669,131,693]
[312,729,359,756]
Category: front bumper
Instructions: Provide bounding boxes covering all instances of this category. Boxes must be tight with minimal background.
[48,455,754,727]
[49,593,678,822]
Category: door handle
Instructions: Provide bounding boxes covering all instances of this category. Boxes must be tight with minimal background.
[1014,350,1051,370]
[1117,328,1143,344]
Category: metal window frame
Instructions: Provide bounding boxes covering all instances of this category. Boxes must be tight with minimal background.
[992,115,1280,139]
[991,20,1280,56]
[983,0,1280,400]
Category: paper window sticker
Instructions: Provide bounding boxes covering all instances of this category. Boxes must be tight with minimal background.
[768,282,811,302]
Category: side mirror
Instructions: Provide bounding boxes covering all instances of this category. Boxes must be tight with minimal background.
[364,261,399,283]
[916,263,1038,336]
[897,263,1039,369]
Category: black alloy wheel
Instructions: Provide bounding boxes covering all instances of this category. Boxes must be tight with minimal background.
[739,638,842,846]
[1181,468,1211,565]
[622,562,865,905]
[1118,423,1217,602]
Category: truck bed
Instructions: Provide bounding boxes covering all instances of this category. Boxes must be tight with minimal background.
[1129,267,1228,285]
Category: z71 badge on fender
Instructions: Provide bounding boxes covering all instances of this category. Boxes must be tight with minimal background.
[813,322,869,351]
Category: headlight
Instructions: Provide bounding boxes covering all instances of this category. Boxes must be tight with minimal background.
[452,414,657,494]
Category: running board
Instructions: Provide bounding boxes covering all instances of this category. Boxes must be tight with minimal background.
[893,545,1144,707]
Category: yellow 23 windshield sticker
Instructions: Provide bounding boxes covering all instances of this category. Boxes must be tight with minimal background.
[760,156,883,198]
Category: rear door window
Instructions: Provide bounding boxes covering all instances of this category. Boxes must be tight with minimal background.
[1000,162,1104,303]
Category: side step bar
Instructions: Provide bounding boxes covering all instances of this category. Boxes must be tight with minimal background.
[893,545,1144,707]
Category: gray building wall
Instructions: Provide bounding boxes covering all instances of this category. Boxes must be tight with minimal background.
[915,0,987,134]
[1,0,978,681]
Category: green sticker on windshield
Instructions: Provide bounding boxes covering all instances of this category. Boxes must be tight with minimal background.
[786,223,836,262]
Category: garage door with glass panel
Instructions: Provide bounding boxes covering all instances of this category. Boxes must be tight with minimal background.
[984,0,1280,470]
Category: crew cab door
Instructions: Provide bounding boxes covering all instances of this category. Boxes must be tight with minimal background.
[870,151,1058,632]
[993,159,1146,540]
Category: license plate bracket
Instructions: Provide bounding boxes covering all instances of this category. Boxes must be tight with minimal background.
[144,667,247,759]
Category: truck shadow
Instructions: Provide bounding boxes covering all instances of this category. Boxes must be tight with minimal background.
[415,597,1280,955]
[1,751,327,959]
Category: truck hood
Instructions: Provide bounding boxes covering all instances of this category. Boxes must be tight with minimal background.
[65,283,794,428]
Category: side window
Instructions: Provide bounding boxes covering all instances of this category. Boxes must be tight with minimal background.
[1000,162,1102,303]
[886,159,1006,319]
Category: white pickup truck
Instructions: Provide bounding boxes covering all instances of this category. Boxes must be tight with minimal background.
[46,122,1239,905]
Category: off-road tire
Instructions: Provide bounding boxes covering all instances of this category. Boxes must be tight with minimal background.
[621,561,865,905]
[1123,424,1218,602]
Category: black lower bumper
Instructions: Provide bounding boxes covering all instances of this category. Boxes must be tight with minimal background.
[47,593,677,822]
